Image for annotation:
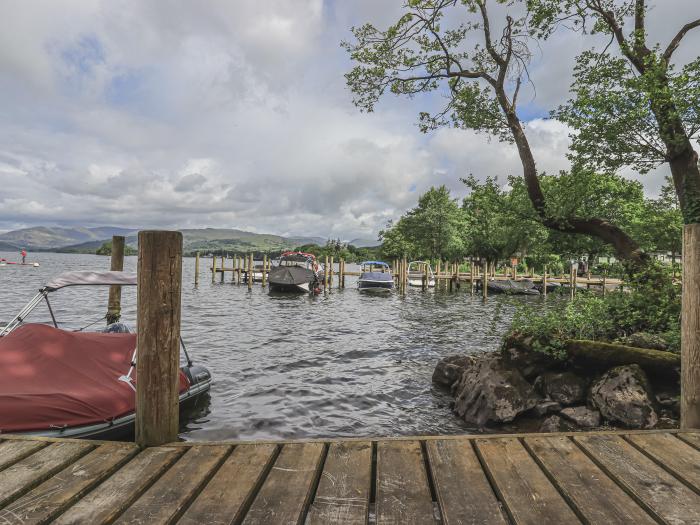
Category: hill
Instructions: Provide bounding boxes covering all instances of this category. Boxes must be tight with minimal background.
[349,237,380,248]
[0,226,136,250]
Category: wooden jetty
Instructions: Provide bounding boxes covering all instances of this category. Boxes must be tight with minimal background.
[0,430,699,524]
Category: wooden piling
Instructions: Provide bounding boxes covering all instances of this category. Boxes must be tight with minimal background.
[194,251,200,286]
[248,254,253,290]
[602,269,607,297]
[329,256,334,288]
[338,258,344,289]
[262,254,267,287]
[106,235,125,324]
[422,262,427,291]
[482,261,488,299]
[211,254,217,283]
[135,230,182,448]
[542,265,547,298]
[220,255,225,283]
[682,224,700,429]
[469,258,474,295]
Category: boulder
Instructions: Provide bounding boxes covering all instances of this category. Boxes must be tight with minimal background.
[501,345,557,380]
[560,406,601,428]
[532,400,562,417]
[534,371,588,406]
[589,365,658,429]
[539,415,576,433]
[452,354,541,426]
[432,355,475,390]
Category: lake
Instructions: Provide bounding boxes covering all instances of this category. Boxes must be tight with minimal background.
[0,251,539,441]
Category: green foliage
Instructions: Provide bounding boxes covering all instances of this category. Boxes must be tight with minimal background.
[511,262,681,357]
[96,241,137,256]
[293,240,382,264]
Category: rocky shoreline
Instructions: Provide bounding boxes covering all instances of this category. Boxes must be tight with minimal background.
[433,334,680,433]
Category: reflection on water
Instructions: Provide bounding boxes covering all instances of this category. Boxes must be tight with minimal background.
[0,251,540,441]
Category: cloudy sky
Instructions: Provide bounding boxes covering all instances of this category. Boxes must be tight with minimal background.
[0,1,698,239]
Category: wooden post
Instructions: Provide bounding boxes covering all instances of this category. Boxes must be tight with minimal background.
[248,254,253,290]
[106,235,126,324]
[220,255,225,283]
[469,258,474,295]
[262,254,267,287]
[329,256,334,288]
[570,265,575,299]
[422,262,427,291]
[339,258,344,289]
[682,224,700,429]
[135,230,182,448]
[482,261,488,299]
[602,269,607,297]
[194,251,200,286]
[211,254,217,283]
[542,265,547,298]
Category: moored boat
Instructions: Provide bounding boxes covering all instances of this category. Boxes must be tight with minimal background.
[358,260,394,292]
[267,251,321,293]
[408,261,436,287]
[0,270,211,440]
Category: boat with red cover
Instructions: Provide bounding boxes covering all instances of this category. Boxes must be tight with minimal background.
[0,270,211,439]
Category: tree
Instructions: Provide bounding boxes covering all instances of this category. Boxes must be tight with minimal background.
[343,0,644,263]
[528,0,700,224]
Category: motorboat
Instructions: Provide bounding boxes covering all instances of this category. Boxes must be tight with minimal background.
[0,270,211,440]
[407,261,436,287]
[357,261,394,292]
[267,251,321,293]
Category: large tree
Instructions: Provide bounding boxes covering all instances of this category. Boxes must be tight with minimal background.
[343,0,645,263]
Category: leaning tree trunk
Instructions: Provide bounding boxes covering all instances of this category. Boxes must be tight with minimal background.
[682,224,700,429]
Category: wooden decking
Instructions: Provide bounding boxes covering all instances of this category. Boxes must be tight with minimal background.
[0,430,698,524]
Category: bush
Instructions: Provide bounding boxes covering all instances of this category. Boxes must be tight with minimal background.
[509,262,680,357]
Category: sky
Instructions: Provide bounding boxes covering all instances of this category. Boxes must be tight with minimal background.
[0,0,698,240]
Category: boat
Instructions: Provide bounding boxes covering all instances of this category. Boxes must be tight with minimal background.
[357,261,394,292]
[407,261,436,287]
[267,251,321,293]
[476,278,541,295]
[0,270,211,440]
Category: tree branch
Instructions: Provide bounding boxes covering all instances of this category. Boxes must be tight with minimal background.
[477,0,505,66]
[663,19,700,63]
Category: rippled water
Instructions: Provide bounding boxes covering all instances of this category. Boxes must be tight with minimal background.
[0,251,540,441]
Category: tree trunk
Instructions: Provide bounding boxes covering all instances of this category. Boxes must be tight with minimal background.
[682,224,700,429]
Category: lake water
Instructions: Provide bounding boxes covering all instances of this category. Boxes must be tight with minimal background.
[0,251,539,441]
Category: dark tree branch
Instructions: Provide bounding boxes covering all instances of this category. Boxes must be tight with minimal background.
[663,19,700,63]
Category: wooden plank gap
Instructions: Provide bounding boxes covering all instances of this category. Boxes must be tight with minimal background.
[675,432,700,451]
[297,442,330,525]
[0,440,49,473]
[470,438,516,525]
[419,440,439,504]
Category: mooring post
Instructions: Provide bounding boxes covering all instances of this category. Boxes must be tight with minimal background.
[135,230,182,448]
[220,255,225,283]
[211,254,217,283]
[329,256,334,288]
[262,254,267,287]
[482,261,488,299]
[469,258,474,295]
[338,258,344,289]
[106,235,125,324]
[682,224,700,429]
[422,262,427,291]
[542,265,548,298]
[194,251,200,286]
[602,269,607,297]
[248,254,253,290]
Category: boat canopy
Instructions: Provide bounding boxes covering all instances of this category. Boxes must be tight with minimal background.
[280,251,316,263]
[360,261,389,268]
[44,271,137,292]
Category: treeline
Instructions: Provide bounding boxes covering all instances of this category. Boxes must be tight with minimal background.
[380,171,681,275]
[292,240,381,264]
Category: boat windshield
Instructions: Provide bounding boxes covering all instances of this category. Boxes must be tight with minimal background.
[278,252,316,269]
[408,261,434,275]
[361,261,390,272]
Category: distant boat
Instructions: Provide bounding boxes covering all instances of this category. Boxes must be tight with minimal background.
[358,261,394,292]
[408,261,435,287]
[268,252,321,293]
[0,258,39,267]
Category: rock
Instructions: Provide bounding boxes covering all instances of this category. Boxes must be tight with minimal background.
[589,365,658,429]
[532,400,562,417]
[432,355,475,390]
[501,345,558,380]
[617,332,669,351]
[452,354,541,426]
[539,415,576,433]
[560,406,601,428]
[656,392,680,415]
[534,371,588,406]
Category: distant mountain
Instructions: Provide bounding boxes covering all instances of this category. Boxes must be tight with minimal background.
[0,226,136,250]
[349,237,380,248]
[286,236,327,246]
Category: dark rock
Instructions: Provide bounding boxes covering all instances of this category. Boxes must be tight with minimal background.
[501,345,558,380]
[589,364,658,429]
[432,355,475,390]
[478,279,540,295]
[534,371,588,406]
[656,392,680,415]
[532,400,562,417]
[539,415,576,433]
[560,406,601,428]
[616,332,669,351]
[452,354,541,426]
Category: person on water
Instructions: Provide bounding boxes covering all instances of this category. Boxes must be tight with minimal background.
[20,248,26,264]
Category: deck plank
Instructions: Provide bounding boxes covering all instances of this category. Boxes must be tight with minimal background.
[524,436,655,524]
[307,441,372,525]
[677,432,700,450]
[0,440,47,471]
[242,442,325,525]
[113,445,229,524]
[53,446,183,525]
[0,443,138,524]
[0,441,92,508]
[425,439,506,525]
[626,432,700,489]
[475,438,579,525]
[375,440,435,525]
[576,434,700,523]
[178,444,277,525]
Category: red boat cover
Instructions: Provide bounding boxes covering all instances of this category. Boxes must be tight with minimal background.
[0,324,189,432]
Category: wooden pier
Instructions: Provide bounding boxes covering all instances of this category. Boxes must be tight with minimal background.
[0,430,698,524]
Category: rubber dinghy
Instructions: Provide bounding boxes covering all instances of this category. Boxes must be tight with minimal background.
[0,270,211,439]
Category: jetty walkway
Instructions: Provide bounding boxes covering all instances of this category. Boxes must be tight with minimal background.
[0,429,699,524]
